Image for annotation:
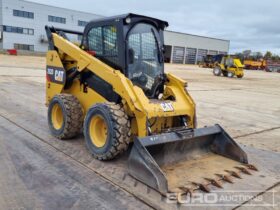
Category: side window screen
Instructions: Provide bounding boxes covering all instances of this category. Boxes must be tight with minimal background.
[88,27,102,55]
[128,34,141,58]
[141,33,156,60]
[103,26,118,57]
[88,26,118,66]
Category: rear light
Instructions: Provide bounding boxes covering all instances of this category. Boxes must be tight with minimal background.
[46,73,51,82]
[86,50,96,56]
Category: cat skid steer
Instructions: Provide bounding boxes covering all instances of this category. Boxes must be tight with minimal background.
[45,14,257,196]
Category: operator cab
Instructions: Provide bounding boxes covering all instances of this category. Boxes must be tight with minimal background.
[222,56,235,68]
[82,14,169,98]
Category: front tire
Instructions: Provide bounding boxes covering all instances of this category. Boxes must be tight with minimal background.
[83,102,131,160]
[48,94,83,139]
[213,67,222,76]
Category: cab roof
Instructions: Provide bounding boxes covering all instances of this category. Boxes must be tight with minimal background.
[88,13,169,30]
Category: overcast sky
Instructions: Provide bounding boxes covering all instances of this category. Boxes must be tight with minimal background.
[30,0,280,54]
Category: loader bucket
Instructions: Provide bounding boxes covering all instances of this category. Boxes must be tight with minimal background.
[128,124,255,195]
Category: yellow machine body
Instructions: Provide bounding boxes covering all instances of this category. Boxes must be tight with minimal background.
[214,55,244,78]
[45,14,256,195]
[244,59,266,70]
[46,34,196,138]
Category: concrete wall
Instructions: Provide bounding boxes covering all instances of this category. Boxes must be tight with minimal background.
[164,30,230,53]
[1,0,102,52]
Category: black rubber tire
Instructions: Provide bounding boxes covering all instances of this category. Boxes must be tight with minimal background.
[222,71,228,77]
[227,71,234,78]
[83,102,131,160]
[237,74,244,79]
[48,94,83,139]
[213,67,222,76]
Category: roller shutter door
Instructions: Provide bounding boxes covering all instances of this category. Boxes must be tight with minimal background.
[185,48,197,64]
[197,49,208,63]
[172,46,185,64]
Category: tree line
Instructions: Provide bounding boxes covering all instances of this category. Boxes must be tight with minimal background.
[234,50,280,61]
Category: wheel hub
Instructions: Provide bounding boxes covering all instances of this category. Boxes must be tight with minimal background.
[89,115,108,148]
[51,103,64,130]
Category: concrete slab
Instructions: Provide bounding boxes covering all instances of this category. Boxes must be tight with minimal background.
[0,55,279,209]
[0,116,151,210]
[237,185,280,210]
[236,128,280,153]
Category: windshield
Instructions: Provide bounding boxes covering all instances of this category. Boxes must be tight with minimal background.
[127,23,164,97]
[225,58,234,67]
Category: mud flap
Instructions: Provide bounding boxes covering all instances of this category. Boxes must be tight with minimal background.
[128,124,252,195]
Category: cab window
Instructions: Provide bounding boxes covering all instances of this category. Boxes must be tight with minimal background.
[88,25,118,65]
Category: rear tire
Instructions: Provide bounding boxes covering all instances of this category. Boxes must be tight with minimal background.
[222,71,228,77]
[237,74,244,79]
[83,102,131,160]
[48,94,83,139]
[213,67,222,76]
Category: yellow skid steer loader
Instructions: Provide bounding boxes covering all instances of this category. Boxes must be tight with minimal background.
[213,55,244,78]
[45,14,256,195]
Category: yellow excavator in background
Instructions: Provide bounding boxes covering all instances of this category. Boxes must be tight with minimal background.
[45,14,256,195]
[213,55,244,78]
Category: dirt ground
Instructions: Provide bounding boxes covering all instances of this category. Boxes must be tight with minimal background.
[0,54,279,209]
[165,64,280,153]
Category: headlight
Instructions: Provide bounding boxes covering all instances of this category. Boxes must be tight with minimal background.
[125,17,131,24]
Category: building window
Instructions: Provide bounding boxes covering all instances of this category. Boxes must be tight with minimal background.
[14,43,34,51]
[48,15,66,24]
[78,20,88,27]
[3,26,34,35]
[13,10,34,19]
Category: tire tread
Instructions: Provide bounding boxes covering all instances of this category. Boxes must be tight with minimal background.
[49,94,83,139]
[86,102,131,160]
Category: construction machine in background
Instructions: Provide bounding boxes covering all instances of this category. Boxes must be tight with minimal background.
[213,55,244,78]
[199,54,223,68]
[244,59,280,72]
[199,54,215,68]
[244,59,266,70]
[45,14,257,196]
[266,60,280,72]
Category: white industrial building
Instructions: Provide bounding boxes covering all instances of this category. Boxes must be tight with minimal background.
[0,0,230,64]
[0,0,102,52]
[164,31,229,64]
